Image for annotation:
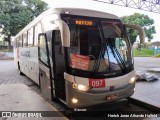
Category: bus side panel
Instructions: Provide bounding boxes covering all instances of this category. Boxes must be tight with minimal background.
[19,47,39,85]
[20,47,29,77]
[24,59,29,77]
[28,47,39,85]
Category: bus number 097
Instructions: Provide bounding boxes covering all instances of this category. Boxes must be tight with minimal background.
[89,79,105,88]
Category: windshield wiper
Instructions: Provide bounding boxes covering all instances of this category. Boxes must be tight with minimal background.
[114,47,128,71]
[109,39,127,73]
[91,23,106,77]
[92,45,103,76]
[92,40,108,77]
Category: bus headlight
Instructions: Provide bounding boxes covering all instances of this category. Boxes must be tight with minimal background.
[129,77,136,83]
[78,84,89,91]
[72,83,90,92]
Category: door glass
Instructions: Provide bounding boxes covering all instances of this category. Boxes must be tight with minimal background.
[39,34,49,66]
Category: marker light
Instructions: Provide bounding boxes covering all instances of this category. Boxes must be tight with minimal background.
[64,11,70,14]
[72,98,78,104]
[129,77,136,83]
[72,83,78,89]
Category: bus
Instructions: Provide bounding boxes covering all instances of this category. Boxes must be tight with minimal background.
[14,7,144,108]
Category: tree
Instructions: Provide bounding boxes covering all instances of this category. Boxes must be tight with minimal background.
[121,13,156,45]
[0,0,48,49]
[24,0,48,17]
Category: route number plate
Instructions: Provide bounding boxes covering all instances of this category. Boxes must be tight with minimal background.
[89,79,105,88]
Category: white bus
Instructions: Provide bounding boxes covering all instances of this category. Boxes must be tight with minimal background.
[14,7,144,108]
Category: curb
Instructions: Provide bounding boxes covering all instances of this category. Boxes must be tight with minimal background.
[0,58,14,60]
[147,70,160,73]
[128,97,160,113]
[146,68,160,73]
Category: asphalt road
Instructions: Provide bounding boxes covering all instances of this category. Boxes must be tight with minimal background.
[134,57,160,71]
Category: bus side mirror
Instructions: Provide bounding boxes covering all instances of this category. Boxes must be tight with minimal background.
[124,24,145,44]
[54,20,70,47]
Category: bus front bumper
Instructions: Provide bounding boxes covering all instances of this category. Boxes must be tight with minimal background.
[65,82,135,108]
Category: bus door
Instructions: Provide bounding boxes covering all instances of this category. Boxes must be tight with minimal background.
[52,30,66,101]
[38,33,53,100]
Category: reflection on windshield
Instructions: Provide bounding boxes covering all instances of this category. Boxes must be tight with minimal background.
[104,46,120,70]
[101,21,122,38]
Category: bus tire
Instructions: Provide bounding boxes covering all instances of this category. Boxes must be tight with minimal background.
[18,63,24,76]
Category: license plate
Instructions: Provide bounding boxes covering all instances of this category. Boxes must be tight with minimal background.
[89,79,105,88]
[106,94,118,101]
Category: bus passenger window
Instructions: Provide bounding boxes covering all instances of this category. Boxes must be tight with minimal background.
[34,25,38,46]
[17,37,19,47]
[16,38,19,48]
[19,35,23,47]
[28,28,33,46]
[23,32,27,47]
[14,38,17,48]
[34,23,42,46]
[39,34,49,66]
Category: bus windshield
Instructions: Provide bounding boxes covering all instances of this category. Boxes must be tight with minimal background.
[61,14,133,78]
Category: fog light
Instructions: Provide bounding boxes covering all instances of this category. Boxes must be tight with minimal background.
[72,98,78,104]
[129,77,135,83]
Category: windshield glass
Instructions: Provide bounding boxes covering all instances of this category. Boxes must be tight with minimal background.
[61,14,133,78]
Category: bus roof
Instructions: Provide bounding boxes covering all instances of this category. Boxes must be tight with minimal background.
[52,7,119,19]
[14,7,119,39]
